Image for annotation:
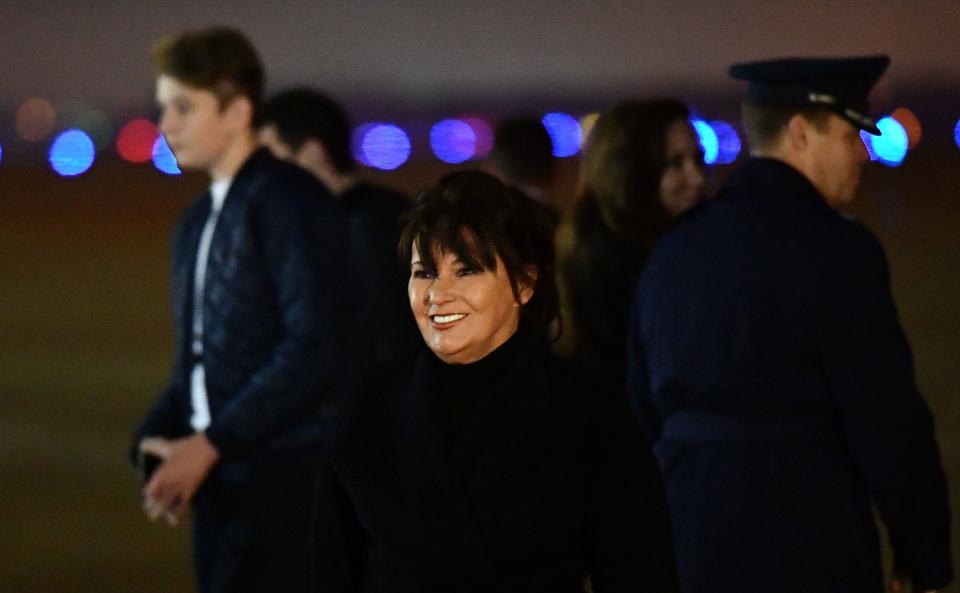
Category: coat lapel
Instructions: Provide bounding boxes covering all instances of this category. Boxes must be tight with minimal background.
[172,195,210,347]
[207,148,273,271]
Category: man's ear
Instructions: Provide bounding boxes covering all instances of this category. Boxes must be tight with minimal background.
[295,139,325,166]
[224,95,254,131]
[518,266,538,305]
[786,113,810,152]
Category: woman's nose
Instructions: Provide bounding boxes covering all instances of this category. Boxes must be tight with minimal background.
[427,276,455,304]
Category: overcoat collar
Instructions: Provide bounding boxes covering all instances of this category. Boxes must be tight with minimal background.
[213,148,274,226]
[721,157,834,215]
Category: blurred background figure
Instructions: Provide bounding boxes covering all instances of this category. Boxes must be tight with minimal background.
[557,98,707,392]
[322,170,678,593]
[489,115,559,219]
[258,88,418,367]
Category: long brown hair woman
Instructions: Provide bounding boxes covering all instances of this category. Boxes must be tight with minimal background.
[558,98,708,393]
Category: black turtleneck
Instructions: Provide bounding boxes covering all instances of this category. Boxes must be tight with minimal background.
[424,327,529,442]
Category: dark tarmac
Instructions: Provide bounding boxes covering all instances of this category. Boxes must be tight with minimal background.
[1,145,957,592]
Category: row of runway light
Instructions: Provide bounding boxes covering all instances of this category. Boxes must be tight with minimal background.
[2,97,956,176]
[3,105,742,176]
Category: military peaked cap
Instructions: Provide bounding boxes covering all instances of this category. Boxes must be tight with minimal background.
[729,55,890,135]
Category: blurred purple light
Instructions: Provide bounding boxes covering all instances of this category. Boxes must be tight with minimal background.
[430,119,477,164]
[353,123,411,170]
[462,117,494,159]
[690,118,718,165]
[710,120,741,165]
[152,135,181,175]
[872,117,908,167]
[541,112,582,157]
[49,129,95,176]
[860,130,879,161]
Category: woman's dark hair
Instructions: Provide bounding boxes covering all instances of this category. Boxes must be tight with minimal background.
[577,97,691,244]
[400,171,559,333]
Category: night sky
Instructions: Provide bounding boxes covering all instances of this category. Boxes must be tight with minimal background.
[2,1,958,114]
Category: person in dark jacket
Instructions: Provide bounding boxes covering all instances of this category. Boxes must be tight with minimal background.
[628,56,953,593]
[323,171,678,593]
[557,98,707,392]
[131,28,358,593]
[257,87,417,368]
[489,115,559,220]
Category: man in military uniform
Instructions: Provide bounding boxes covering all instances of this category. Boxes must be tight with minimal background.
[628,56,952,593]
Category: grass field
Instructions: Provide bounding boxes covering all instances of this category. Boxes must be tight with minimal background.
[1,151,957,592]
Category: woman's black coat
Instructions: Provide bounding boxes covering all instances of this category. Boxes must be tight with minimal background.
[319,330,678,593]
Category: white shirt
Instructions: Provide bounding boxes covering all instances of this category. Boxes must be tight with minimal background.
[189,177,232,431]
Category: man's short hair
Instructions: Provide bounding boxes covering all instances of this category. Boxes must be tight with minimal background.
[258,88,355,174]
[152,27,264,115]
[741,102,832,152]
[491,116,555,186]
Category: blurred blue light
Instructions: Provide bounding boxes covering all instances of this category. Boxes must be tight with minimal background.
[690,118,718,165]
[152,135,181,175]
[0,142,3,164]
[430,119,477,164]
[356,123,411,170]
[872,116,908,167]
[49,129,95,176]
[352,124,375,167]
[954,118,960,150]
[541,112,582,157]
[859,130,879,161]
[710,120,741,165]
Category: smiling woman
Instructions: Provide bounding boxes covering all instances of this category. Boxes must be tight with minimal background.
[317,170,679,593]
[408,247,530,364]
[400,171,555,363]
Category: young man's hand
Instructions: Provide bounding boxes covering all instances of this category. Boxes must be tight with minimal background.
[139,433,220,526]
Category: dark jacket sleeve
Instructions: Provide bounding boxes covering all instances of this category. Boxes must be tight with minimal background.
[819,223,952,590]
[204,180,359,460]
[129,209,195,464]
[587,393,679,593]
[129,382,188,465]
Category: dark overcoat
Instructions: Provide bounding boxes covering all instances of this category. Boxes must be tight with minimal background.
[324,329,679,593]
[339,182,419,367]
[132,148,360,593]
[627,157,952,593]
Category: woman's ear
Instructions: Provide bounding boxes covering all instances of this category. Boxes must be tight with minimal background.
[518,266,538,305]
